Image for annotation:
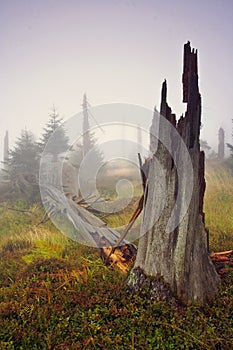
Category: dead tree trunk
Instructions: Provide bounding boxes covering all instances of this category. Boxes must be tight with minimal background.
[127,42,220,305]
[218,127,225,160]
[4,130,9,164]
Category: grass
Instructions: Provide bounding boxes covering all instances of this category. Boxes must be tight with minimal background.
[0,204,69,255]
[204,161,233,252]
[0,242,233,349]
[0,162,233,349]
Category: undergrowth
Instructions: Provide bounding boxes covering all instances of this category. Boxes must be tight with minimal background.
[205,161,233,252]
[0,162,232,349]
[0,244,232,349]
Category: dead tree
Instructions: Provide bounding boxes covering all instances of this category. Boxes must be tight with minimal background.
[82,93,92,157]
[127,42,220,305]
[218,127,225,160]
[3,130,9,163]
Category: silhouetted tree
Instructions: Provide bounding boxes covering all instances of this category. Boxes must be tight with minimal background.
[6,130,40,203]
[226,143,233,172]
[226,118,233,158]
[218,128,225,160]
[3,130,9,163]
[226,143,233,155]
[39,107,69,161]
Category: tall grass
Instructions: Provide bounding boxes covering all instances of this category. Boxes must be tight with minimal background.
[204,161,233,252]
[0,204,69,261]
[0,162,233,349]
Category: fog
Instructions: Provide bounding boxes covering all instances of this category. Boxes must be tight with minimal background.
[1,0,233,162]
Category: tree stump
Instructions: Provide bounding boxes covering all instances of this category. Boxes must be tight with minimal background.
[127,42,220,305]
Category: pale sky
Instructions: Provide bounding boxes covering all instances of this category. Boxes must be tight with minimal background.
[1,0,233,160]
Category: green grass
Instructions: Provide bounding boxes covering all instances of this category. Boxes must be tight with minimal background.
[0,163,233,349]
[204,161,233,252]
[0,242,233,349]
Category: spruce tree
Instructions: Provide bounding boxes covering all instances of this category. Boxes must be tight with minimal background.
[39,107,69,160]
[7,129,40,203]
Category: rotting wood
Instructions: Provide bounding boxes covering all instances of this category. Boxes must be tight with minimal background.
[41,184,137,272]
[92,234,137,273]
[127,42,221,305]
[105,153,149,264]
[105,194,143,265]
[211,250,233,277]
[211,250,233,257]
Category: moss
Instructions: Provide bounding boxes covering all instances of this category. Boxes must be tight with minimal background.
[127,267,177,304]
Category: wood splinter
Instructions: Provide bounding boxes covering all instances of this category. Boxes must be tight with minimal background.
[105,153,149,265]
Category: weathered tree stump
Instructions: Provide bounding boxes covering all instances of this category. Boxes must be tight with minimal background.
[218,127,225,160]
[127,42,220,305]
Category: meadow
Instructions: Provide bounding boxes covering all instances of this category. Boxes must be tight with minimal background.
[0,162,232,349]
[204,161,233,252]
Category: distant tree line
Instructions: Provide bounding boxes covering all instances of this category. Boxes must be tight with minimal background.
[0,107,70,205]
[1,109,233,206]
[0,102,104,206]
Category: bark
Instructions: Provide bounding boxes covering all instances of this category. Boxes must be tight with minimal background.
[4,131,9,163]
[41,183,136,271]
[128,42,220,305]
[218,127,225,160]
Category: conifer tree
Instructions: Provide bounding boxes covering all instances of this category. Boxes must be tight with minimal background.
[7,129,40,203]
[39,106,69,160]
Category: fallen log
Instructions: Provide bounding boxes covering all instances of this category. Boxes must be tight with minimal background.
[91,234,137,273]
[40,185,233,275]
[210,250,233,277]
[105,153,149,264]
[41,184,137,272]
[210,250,233,258]
[105,194,143,265]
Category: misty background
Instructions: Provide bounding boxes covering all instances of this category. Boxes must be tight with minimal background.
[1,0,233,160]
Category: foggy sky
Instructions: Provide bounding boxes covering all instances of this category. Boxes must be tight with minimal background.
[1,0,233,161]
